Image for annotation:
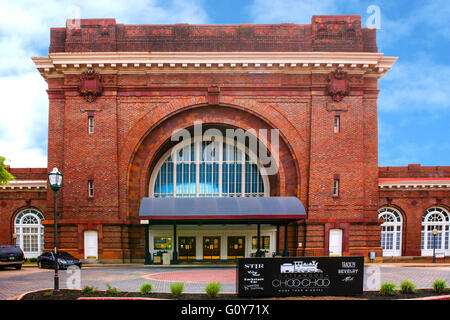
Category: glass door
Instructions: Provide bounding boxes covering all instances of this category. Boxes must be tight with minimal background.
[227,236,245,259]
[179,237,196,260]
[203,236,220,260]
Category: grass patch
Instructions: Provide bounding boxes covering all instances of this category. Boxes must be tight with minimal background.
[81,286,97,294]
[400,281,416,294]
[171,282,184,297]
[205,282,221,298]
[432,280,447,294]
[42,290,53,297]
[379,282,397,296]
[140,282,153,295]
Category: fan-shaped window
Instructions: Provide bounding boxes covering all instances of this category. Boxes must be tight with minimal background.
[378,207,403,256]
[14,209,45,258]
[150,136,270,198]
[421,207,450,256]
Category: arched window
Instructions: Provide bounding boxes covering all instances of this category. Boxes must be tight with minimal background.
[421,207,450,256]
[14,209,45,258]
[378,207,403,256]
[149,136,270,198]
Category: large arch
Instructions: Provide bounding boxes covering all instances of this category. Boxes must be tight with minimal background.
[126,104,302,220]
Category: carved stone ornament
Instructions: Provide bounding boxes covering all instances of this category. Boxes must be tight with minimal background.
[327,68,349,102]
[78,69,103,102]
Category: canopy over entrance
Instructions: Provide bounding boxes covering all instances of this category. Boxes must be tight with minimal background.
[139,196,306,224]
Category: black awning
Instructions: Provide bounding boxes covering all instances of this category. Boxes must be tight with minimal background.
[139,196,306,224]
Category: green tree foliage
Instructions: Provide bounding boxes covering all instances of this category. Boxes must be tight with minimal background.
[0,156,15,185]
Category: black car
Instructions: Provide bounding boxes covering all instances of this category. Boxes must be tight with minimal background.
[37,251,82,270]
[0,245,25,270]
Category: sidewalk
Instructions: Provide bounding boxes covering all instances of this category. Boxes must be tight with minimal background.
[22,262,450,268]
[366,263,450,268]
[22,262,238,268]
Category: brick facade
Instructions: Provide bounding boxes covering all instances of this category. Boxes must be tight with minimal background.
[0,169,47,246]
[379,165,450,256]
[1,15,447,262]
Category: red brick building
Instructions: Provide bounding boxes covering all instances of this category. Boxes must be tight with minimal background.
[1,15,449,262]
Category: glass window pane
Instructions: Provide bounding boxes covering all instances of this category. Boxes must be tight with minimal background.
[153,139,267,198]
[154,237,172,250]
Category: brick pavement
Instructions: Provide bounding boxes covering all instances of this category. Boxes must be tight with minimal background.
[1,265,449,299]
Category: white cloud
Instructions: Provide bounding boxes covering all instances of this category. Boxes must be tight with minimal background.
[0,0,209,168]
[379,58,450,113]
[0,73,48,167]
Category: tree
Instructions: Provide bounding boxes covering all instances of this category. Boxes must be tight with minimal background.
[0,156,15,185]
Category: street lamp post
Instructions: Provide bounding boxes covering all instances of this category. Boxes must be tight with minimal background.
[432,228,438,263]
[48,168,63,292]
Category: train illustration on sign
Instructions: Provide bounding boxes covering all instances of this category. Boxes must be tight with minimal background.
[280,260,323,273]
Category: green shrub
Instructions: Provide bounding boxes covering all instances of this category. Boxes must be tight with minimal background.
[106,283,120,296]
[171,282,184,297]
[400,281,416,294]
[81,286,96,294]
[379,282,397,296]
[432,280,447,294]
[140,282,153,295]
[205,282,221,298]
[43,290,53,297]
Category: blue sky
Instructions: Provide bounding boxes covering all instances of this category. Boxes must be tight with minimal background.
[0,0,449,167]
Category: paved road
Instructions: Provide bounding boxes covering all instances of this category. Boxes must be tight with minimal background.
[0,265,449,300]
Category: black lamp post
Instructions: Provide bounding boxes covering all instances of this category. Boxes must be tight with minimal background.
[432,228,438,263]
[48,167,63,291]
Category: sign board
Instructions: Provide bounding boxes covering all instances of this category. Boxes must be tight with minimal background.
[237,256,364,297]
[435,251,445,259]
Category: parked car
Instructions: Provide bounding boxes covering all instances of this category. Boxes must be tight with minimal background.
[37,251,82,270]
[0,245,25,270]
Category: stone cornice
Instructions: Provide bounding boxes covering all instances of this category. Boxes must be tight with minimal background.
[379,178,450,190]
[0,180,47,191]
[32,51,397,79]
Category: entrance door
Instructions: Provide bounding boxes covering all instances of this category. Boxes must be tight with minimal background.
[227,236,245,259]
[329,229,343,256]
[179,237,196,260]
[84,230,98,259]
[203,236,220,260]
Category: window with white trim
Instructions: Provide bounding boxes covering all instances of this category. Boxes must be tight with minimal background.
[150,136,270,198]
[378,207,403,256]
[421,207,450,255]
[14,209,45,258]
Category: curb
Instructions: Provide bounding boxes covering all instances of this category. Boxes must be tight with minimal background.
[19,264,237,269]
[9,288,54,300]
[8,288,449,301]
[22,263,450,268]
[398,294,450,300]
[77,297,168,300]
[82,264,237,268]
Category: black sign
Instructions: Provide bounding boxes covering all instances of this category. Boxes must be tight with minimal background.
[237,256,364,297]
